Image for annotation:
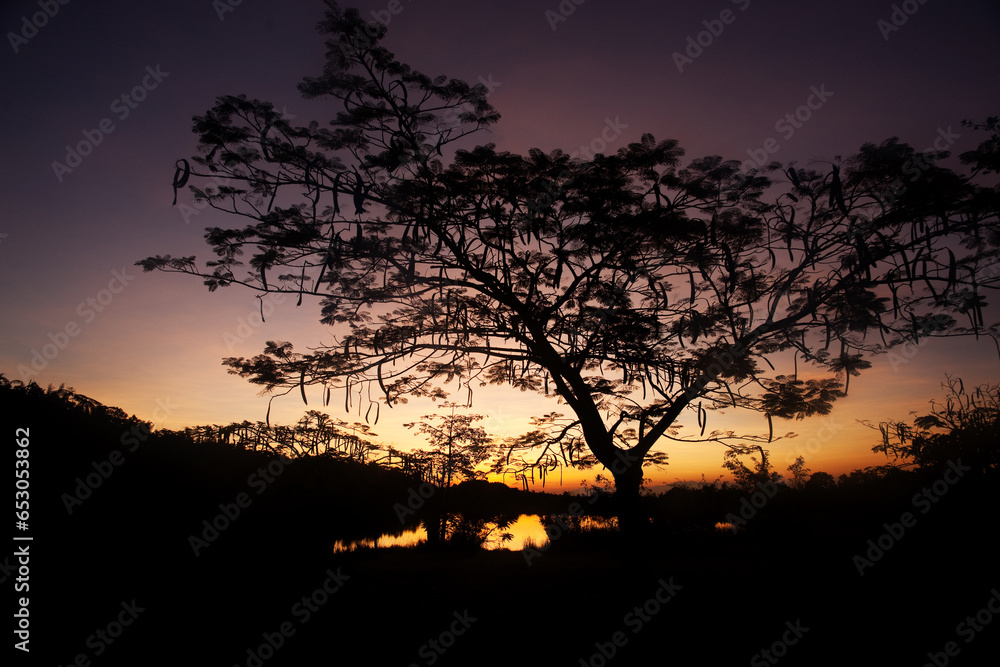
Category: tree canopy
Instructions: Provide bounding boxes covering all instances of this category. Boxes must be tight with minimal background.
[139,1,1000,524]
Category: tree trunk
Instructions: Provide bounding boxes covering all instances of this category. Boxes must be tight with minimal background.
[424,510,445,545]
[611,456,648,536]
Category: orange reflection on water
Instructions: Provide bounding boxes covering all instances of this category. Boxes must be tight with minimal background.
[332,513,569,552]
[331,514,623,552]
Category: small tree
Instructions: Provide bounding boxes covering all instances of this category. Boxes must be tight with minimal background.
[139,2,1000,530]
[404,402,495,487]
[786,456,811,489]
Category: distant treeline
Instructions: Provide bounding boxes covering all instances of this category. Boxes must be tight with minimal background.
[170,409,439,483]
[0,376,570,531]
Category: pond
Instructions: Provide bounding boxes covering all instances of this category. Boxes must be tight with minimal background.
[332,513,618,552]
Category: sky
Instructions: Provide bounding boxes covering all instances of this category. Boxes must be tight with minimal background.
[2,0,999,489]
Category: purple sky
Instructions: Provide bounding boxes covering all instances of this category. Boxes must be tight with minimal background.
[2,0,998,485]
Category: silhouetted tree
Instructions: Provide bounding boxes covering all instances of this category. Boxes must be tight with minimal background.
[138,2,1000,530]
[868,375,1000,475]
[404,402,495,487]
[722,444,780,493]
[786,455,811,489]
[803,470,836,491]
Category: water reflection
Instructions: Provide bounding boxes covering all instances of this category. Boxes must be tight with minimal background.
[332,513,616,552]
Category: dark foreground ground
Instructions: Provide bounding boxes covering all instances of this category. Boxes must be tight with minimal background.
[5,382,999,666]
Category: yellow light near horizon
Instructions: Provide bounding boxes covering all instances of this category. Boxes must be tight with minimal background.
[34,302,998,490]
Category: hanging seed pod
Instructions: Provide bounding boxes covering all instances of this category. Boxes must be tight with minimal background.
[171,159,190,205]
[787,167,800,187]
[901,249,913,283]
[297,265,307,306]
[829,164,848,216]
[259,121,272,160]
[331,172,342,215]
[266,173,279,213]
[352,169,366,215]
[723,245,735,274]
[924,274,939,299]
[377,363,389,403]
[972,280,983,328]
